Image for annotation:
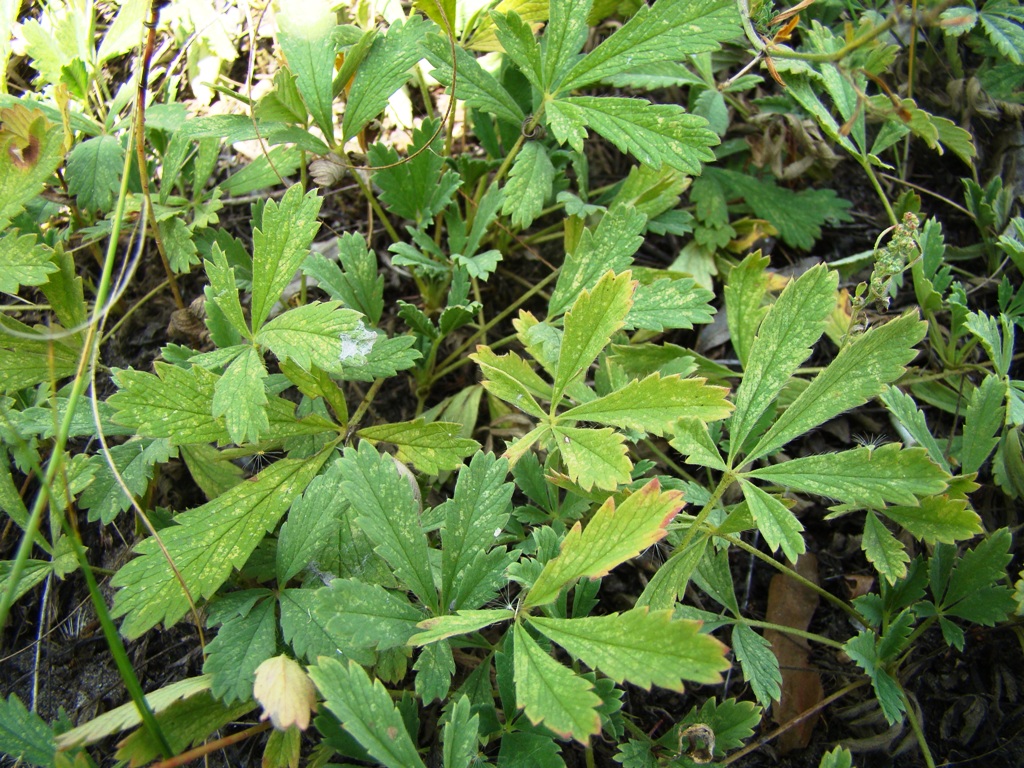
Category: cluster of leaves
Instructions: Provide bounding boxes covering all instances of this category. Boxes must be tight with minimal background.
[2,0,1023,766]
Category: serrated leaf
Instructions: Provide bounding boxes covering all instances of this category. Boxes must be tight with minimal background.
[863,511,909,584]
[880,386,949,471]
[966,310,1014,378]
[501,141,554,230]
[960,374,1005,474]
[637,536,707,609]
[338,441,436,609]
[940,528,1014,619]
[279,588,375,667]
[881,496,981,544]
[819,746,854,768]
[255,301,361,373]
[343,15,429,141]
[277,0,337,138]
[513,621,601,743]
[414,640,455,703]
[542,0,591,89]
[561,373,733,436]
[277,459,344,582]
[0,694,55,767]
[746,444,949,508]
[472,346,550,418]
[553,425,633,491]
[159,215,200,273]
[111,450,332,637]
[80,438,174,524]
[556,270,635,398]
[0,316,81,393]
[0,231,57,293]
[724,252,771,367]
[309,658,427,768]
[180,443,245,500]
[546,97,718,175]
[740,479,805,562]
[318,578,425,650]
[626,277,716,331]
[669,417,727,471]
[980,0,1024,64]
[204,243,249,339]
[410,609,515,646]
[303,233,384,325]
[730,264,837,461]
[251,184,323,332]
[558,0,738,91]
[731,623,781,706]
[422,33,525,125]
[443,695,479,768]
[530,609,728,690]
[211,345,269,444]
[549,203,645,317]
[358,419,479,475]
[843,629,905,724]
[338,333,421,381]
[204,597,277,703]
[748,312,928,462]
[526,479,682,608]
[65,133,124,213]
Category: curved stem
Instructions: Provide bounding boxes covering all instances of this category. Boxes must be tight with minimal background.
[902,687,937,768]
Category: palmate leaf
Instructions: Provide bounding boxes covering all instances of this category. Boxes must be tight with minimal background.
[501,141,554,230]
[409,609,515,646]
[525,479,682,608]
[740,479,805,562]
[471,346,550,419]
[343,15,429,142]
[422,33,525,126]
[255,301,362,373]
[0,231,57,293]
[203,597,277,704]
[250,184,323,332]
[556,270,635,398]
[549,203,646,317]
[212,345,269,445]
[513,621,602,743]
[277,0,336,138]
[110,449,333,638]
[530,609,728,690]
[309,658,427,768]
[546,97,718,175]
[557,0,738,92]
[561,373,733,436]
[553,425,633,491]
[729,264,837,462]
[358,419,479,474]
[747,312,928,463]
[745,444,950,508]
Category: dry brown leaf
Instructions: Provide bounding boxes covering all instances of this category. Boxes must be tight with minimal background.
[253,655,317,731]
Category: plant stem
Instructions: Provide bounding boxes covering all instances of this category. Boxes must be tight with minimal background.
[151,721,272,768]
[350,170,401,243]
[734,617,845,650]
[902,687,937,768]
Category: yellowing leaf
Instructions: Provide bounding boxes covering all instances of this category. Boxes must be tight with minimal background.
[254,656,317,731]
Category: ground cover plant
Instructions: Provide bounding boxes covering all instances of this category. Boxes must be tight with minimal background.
[1,0,1023,765]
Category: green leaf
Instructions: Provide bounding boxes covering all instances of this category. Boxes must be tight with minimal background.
[111,449,332,637]
[415,640,455,702]
[109,363,230,446]
[530,609,728,689]
[746,444,950,508]
[203,597,277,703]
[863,511,909,584]
[211,345,269,445]
[80,438,174,524]
[422,33,525,126]
[255,301,362,373]
[180,443,245,500]
[636,536,708,609]
[501,141,554,230]
[526,479,682,608]
[159,215,200,273]
[960,374,1006,474]
[358,419,479,475]
[980,0,1024,65]
[491,9,544,90]
[881,496,981,544]
[0,107,65,227]
[679,697,762,755]
[409,609,515,646]
[549,203,646,317]
[546,97,718,175]
[940,528,1015,624]
[39,243,87,332]
[309,658,427,768]
[277,459,345,582]
[443,695,479,768]
[0,317,81,393]
[204,244,250,339]
[880,386,949,472]
[731,623,781,706]
[558,0,739,91]
[277,0,337,138]
[318,578,425,650]
[542,0,592,89]
[556,270,635,399]
[819,746,854,768]
[966,310,1014,378]
[471,346,551,418]
[337,333,421,381]
[740,479,805,562]
[0,231,57,293]
[279,588,374,666]
[552,425,633,491]
[97,0,148,63]
[303,233,384,325]
[66,134,124,213]
[343,15,429,142]
[626,277,716,331]
[729,264,837,461]
[669,417,727,471]
[0,694,56,767]
[843,629,906,724]
[369,118,463,225]
[747,312,928,463]
[724,252,770,367]
[339,441,436,609]
[250,184,323,332]
[561,373,733,436]
[513,621,602,743]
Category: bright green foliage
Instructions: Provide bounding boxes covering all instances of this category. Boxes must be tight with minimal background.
[203,597,277,703]
[343,15,429,142]
[357,419,479,474]
[530,609,728,689]
[276,461,345,583]
[0,232,57,293]
[979,0,1024,65]
[159,217,200,273]
[80,438,174,524]
[317,578,424,650]
[303,233,385,326]
[880,386,949,471]
[65,134,123,212]
[203,244,249,338]
[863,511,911,583]
[422,33,525,125]
[111,449,333,637]
[844,611,914,723]
[502,141,554,230]
[724,252,770,367]
[819,746,854,768]
[255,301,362,373]
[526,479,683,607]
[310,658,427,768]
[0,316,82,393]
[730,623,782,707]
[626,277,716,331]
[961,374,1006,473]
[553,425,633,490]
[881,496,981,544]
[513,621,602,743]
[471,347,551,419]
[211,346,269,445]
[443,695,480,768]
[0,694,55,767]
[276,0,337,138]
[740,479,805,562]
[411,609,515,645]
